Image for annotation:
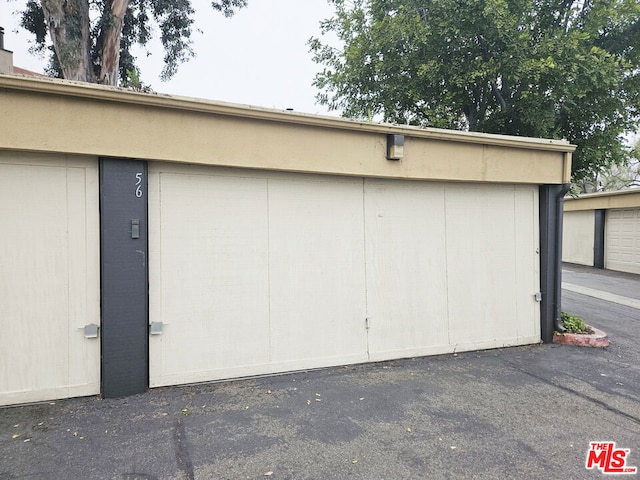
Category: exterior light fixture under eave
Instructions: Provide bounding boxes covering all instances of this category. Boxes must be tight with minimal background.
[386,134,404,160]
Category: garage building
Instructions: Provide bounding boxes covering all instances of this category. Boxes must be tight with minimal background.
[0,74,573,406]
[563,190,640,275]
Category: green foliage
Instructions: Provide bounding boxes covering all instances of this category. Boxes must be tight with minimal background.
[211,0,248,18]
[560,312,591,334]
[310,0,640,181]
[20,1,47,47]
[19,0,247,85]
[121,68,153,92]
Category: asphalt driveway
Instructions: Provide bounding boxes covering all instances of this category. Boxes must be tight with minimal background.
[1,264,639,479]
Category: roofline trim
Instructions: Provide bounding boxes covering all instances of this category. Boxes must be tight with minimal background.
[0,74,576,153]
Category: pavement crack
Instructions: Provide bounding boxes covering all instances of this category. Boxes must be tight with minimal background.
[174,419,195,480]
[500,357,640,426]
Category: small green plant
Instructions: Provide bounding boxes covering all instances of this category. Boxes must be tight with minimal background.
[560,312,592,334]
[121,69,154,93]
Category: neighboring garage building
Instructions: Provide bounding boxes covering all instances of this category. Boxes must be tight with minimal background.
[0,75,574,406]
[563,190,640,275]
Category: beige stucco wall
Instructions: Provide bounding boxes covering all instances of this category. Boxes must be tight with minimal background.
[0,75,573,185]
[562,210,595,266]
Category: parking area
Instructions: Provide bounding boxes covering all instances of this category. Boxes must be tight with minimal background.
[1,265,639,480]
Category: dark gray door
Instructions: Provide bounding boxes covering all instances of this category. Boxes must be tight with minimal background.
[100,158,148,398]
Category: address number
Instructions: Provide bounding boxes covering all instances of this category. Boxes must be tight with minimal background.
[135,173,143,198]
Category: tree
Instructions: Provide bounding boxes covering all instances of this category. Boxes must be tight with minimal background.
[597,159,640,191]
[310,0,640,182]
[18,0,248,86]
[589,137,640,191]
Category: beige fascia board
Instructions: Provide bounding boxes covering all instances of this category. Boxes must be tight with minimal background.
[0,75,575,184]
[564,189,640,211]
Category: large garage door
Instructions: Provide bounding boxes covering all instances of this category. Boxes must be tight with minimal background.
[0,153,100,406]
[606,208,640,275]
[148,163,541,388]
[364,181,540,359]
[148,165,367,387]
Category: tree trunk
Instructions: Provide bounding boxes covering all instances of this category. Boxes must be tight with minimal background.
[41,0,93,82]
[98,0,130,86]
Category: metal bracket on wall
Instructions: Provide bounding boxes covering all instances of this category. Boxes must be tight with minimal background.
[534,292,543,302]
[83,324,100,339]
[149,322,164,335]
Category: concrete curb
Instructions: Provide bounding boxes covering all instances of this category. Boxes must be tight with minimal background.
[552,326,609,348]
[562,282,640,310]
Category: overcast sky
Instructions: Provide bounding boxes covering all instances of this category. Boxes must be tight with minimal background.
[0,0,339,115]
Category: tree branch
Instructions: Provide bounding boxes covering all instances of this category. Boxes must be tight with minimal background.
[98,0,131,85]
[41,0,93,81]
[490,81,507,110]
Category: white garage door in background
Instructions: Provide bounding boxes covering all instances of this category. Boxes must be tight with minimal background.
[0,153,100,406]
[148,163,541,388]
[562,210,596,266]
[606,208,640,275]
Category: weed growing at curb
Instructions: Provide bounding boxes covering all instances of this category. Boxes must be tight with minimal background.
[560,312,593,334]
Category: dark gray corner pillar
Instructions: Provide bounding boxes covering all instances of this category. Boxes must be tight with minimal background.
[539,184,571,343]
[594,209,606,269]
[100,158,149,398]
